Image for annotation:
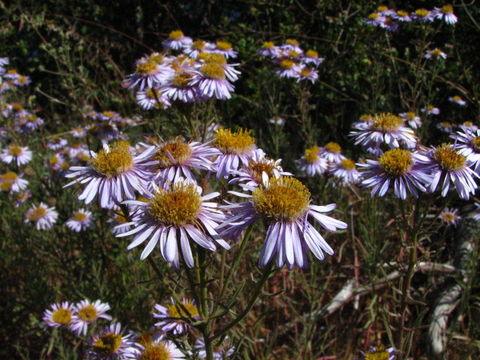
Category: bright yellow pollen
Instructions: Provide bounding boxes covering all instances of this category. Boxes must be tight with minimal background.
[137,332,153,347]
[263,41,274,49]
[453,95,462,101]
[406,112,416,120]
[379,149,413,176]
[365,349,390,360]
[92,333,122,357]
[172,70,193,87]
[52,308,72,325]
[441,213,457,222]
[2,171,18,181]
[377,5,388,11]
[432,49,442,56]
[73,212,88,222]
[304,146,320,163]
[360,114,373,122]
[214,128,255,154]
[192,40,206,50]
[442,5,453,14]
[415,8,430,17]
[471,136,480,151]
[92,141,133,178]
[78,304,98,322]
[247,159,276,183]
[27,206,48,221]
[140,342,171,360]
[397,10,409,17]
[306,49,318,58]
[102,111,115,118]
[0,182,11,191]
[115,214,127,223]
[440,121,452,128]
[149,183,201,226]
[300,68,312,77]
[155,140,192,167]
[200,63,226,80]
[216,41,232,50]
[12,103,23,113]
[7,69,17,74]
[150,53,164,64]
[288,50,300,58]
[325,142,341,153]
[9,145,23,156]
[368,12,380,20]
[253,177,310,221]
[198,53,227,65]
[341,159,356,170]
[169,30,184,40]
[280,59,295,69]
[285,39,299,46]
[136,60,158,75]
[435,145,466,171]
[167,301,199,318]
[18,75,28,83]
[372,113,404,132]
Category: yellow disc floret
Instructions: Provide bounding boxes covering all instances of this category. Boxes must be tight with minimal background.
[415,8,430,17]
[304,146,320,163]
[252,177,310,221]
[141,342,171,360]
[73,212,88,222]
[92,333,122,357]
[198,53,227,65]
[372,113,404,132]
[306,49,318,58]
[78,304,98,322]
[149,183,202,226]
[379,149,413,176]
[8,145,23,156]
[214,128,255,154]
[172,70,194,88]
[136,60,158,75]
[340,159,356,170]
[27,206,48,221]
[263,41,274,49]
[52,308,72,325]
[280,59,295,69]
[325,142,341,153]
[435,144,466,171]
[442,4,453,14]
[92,141,133,178]
[155,140,192,167]
[216,41,232,51]
[285,39,299,46]
[169,30,184,40]
[247,159,277,184]
[167,300,199,318]
[365,347,391,360]
[471,136,480,151]
[200,63,226,80]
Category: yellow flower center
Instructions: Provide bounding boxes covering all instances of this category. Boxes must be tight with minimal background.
[102,111,115,118]
[216,41,232,51]
[8,145,23,156]
[18,75,28,83]
[2,171,18,181]
[214,128,255,154]
[167,301,199,318]
[12,103,23,112]
[280,59,295,69]
[150,53,164,64]
[379,149,413,176]
[73,212,88,222]
[172,70,194,87]
[0,182,12,191]
[263,41,274,49]
[442,5,453,14]
[169,30,184,40]
[405,112,416,120]
[435,145,466,171]
[432,49,442,57]
[453,95,462,102]
[7,69,17,74]
[340,159,356,170]
[136,60,158,75]
[441,213,457,222]
[360,114,373,122]
[141,342,172,360]
[306,49,318,58]
[252,177,310,221]
[92,141,133,178]
[304,146,320,163]
[325,142,341,153]
[115,214,127,223]
[198,53,227,65]
[368,12,380,20]
[137,332,153,347]
[396,10,409,17]
[78,304,98,322]
[372,113,404,132]
[300,68,312,77]
[149,183,202,226]
[288,50,300,58]
[192,40,206,50]
[200,63,226,80]
[365,349,390,360]
[377,5,388,11]
[52,308,72,325]
[471,136,480,151]
[415,9,430,17]
[285,39,299,46]
[92,333,122,357]
[155,140,192,167]
[440,121,452,128]
[246,159,277,183]
[27,206,48,221]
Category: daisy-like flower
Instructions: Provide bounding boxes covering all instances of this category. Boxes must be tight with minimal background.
[439,207,461,226]
[151,138,220,184]
[136,88,171,110]
[25,203,58,230]
[349,113,417,154]
[376,5,395,17]
[118,180,230,267]
[319,142,346,163]
[219,176,347,268]
[43,302,75,328]
[358,149,431,199]
[86,322,134,360]
[434,4,457,24]
[356,345,396,360]
[47,137,68,151]
[195,336,235,359]
[302,49,325,66]
[425,48,447,60]
[379,17,399,32]
[451,128,480,173]
[412,8,435,22]
[197,53,240,82]
[70,299,112,336]
[153,298,200,335]
[64,141,155,209]
[123,53,173,91]
[71,126,87,138]
[190,59,236,100]
[399,112,422,129]
[0,171,28,192]
[275,59,302,78]
[448,95,467,106]
[162,30,193,50]
[66,209,93,232]
[14,191,31,208]
[110,209,132,235]
[257,41,280,58]
[184,39,211,59]
[212,40,238,59]
[0,144,32,166]
[14,74,31,86]
[212,128,256,179]
[459,121,478,132]
[418,144,479,199]
[392,10,412,22]
[421,105,440,115]
[162,63,198,103]
[436,121,455,133]
[296,145,329,176]
[364,12,386,27]
[127,336,185,360]
[329,159,362,186]
[297,66,319,83]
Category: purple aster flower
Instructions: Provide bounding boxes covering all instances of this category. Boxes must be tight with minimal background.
[64,141,156,209]
[358,149,431,199]
[439,207,461,226]
[162,30,193,50]
[85,322,134,360]
[449,95,466,106]
[123,53,173,91]
[319,142,346,164]
[66,208,93,232]
[257,41,281,58]
[412,8,435,22]
[425,48,447,60]
[296,146,329,176]
[153,298,200,335]
[275,59,302,78]
[43,302,74,328]
[0,144,32,166]
[126,336,185,359]
[356,345,396,360]
[451,128,480,173]
[434,5,457,24]
[190,60,236,100]
[70,299,112,336]
[0,171,28,192]
[210,40,238,59]
[25,203,58,230]
[392,10,412,22]
[136,88,171,109]
[329,159,362,186]
[399,112,422,129]
[219,176,347,269]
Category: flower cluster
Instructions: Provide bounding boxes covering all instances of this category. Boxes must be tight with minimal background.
[257,39,324,83]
